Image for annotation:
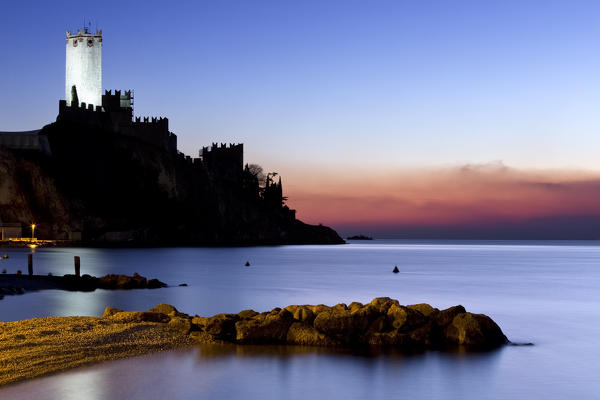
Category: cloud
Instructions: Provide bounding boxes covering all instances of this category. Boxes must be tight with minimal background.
[284,162,600,238]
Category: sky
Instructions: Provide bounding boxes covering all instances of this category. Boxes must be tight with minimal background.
[2,1,600,238]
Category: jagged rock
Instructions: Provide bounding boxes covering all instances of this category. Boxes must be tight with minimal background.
[368,297,399,314]
[205,314,239,341]
[444,313,508,348]
[407,303,438,316]
[235,309,293,344]
[432,305,466,328]
[348,302,364,313]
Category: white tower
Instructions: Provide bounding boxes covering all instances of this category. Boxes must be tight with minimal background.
[65,28,102,107]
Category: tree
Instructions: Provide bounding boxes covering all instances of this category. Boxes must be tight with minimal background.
[247,164,266,187]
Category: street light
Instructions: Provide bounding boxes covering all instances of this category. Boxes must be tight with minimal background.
[31,224,36,241]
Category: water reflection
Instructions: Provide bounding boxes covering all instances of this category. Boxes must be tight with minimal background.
[2,241,600,398]
[0,345,505,400]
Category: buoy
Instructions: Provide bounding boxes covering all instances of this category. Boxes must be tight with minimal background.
[393,266,399,273]
[2,254,8,259]
[245,261,251,267]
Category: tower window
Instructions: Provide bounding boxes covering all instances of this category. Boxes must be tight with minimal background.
[87,39,94,47]
[73,39,78,47]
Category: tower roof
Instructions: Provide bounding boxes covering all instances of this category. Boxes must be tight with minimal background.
[66,28,102,39]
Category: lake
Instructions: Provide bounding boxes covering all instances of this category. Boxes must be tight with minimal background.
[1,240,599,399]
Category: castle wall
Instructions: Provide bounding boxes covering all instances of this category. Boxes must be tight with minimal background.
[66,29,102,107]
[0,130,51,156]
[201,143,243,181]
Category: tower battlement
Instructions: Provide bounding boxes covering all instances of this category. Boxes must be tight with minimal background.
[200,143,244,181]
[66,28,102,38]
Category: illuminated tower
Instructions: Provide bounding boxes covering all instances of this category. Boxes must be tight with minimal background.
[65,28,102,107]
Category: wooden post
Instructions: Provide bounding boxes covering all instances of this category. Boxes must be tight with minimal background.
[28,254,33,276]
[74,256,80,277]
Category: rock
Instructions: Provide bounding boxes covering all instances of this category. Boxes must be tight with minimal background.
[168,317,192,335]
[393,266,399,273]
[286,322,338,346]
[407,303,438,316]
[386,304,408,329]
[191,315,208,329]
[109,311,170,323]
[205,314,239,340]
[178,283,188,287]
[132,272,147,287]
[348,302,363,313]
[235,309,293,344]
[409,322,437,346]
[238,309,259,319]
[387,304,426,331]
[444,313,508,348]
[332,303,348,312]
[102,306,123,317]
[432,305,466,328]
[368,297,399,314]
[149,304,178,315]
[292,306,315,324]
[309,304,330,315]
[313,306,372,344]
[147,278,165,288]
[165,298,508,352]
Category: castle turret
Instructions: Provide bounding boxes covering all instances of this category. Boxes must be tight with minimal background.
[65,28,102,107]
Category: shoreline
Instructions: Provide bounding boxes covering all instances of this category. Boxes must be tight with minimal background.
[0,298,508,387]
[0,315,194,387]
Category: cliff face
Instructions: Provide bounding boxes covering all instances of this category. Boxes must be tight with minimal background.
[0,119,344,245]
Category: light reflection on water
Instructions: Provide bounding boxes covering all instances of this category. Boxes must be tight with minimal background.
[1,345,507,400]
[1,240,600,399]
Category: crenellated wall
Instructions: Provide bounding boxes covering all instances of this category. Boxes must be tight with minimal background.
[200,143,244,181]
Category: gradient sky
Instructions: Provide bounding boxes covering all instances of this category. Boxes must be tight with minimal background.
[2,1,600,237]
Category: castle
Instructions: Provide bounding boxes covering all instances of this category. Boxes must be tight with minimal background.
[1,27,252,181]
[0,26,344,245]
[0,27,294,239]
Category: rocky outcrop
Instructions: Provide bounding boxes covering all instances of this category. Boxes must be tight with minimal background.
[0,119,344,246]
[106,298,508,351]
[0,272,166,299]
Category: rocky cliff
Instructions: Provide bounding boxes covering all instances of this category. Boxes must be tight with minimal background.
[0,118,343,246]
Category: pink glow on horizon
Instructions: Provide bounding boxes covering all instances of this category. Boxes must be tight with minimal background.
[283,163,600,229]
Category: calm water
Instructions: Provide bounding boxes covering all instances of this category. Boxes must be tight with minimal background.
[1,240,599,399]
